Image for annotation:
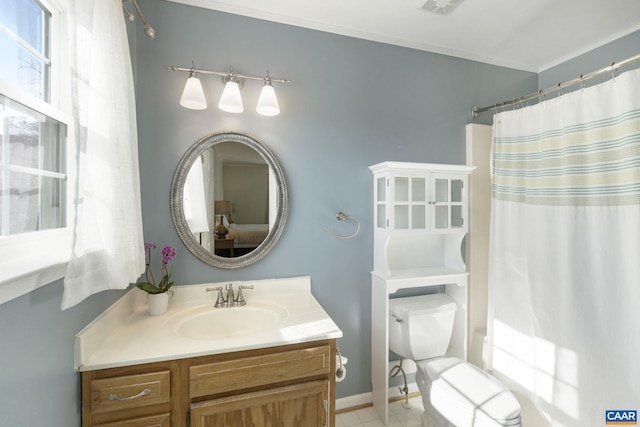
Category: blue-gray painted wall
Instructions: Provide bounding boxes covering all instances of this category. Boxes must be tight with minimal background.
[538,31,640,91]
[132,0,535,401]
[1,0,637,424]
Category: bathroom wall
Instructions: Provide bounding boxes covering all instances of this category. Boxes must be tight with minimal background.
[133,0,536,401]
[0,280,124,426]
[1,3,634,427]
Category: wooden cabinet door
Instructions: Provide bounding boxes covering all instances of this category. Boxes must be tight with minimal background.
[190,380,329,427]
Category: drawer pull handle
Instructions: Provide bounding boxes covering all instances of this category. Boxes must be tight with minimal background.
[108,388,151,401]
[323,399,328,427]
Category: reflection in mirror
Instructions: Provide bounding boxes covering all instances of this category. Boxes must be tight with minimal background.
[171,132,287,269]
[187,142,272,256]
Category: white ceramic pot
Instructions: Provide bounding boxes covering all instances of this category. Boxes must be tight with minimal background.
[148,292,170,316]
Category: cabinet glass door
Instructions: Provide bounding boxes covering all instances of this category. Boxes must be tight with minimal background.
[434,178,449,229]
[394,177,409,229]
[432,176,466,231]
[410,177,427,229]
[450,179,464,228]
[393,176,427,230]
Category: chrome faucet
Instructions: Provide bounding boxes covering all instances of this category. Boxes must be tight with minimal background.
[206,283,253,307]
[225,283,235,303]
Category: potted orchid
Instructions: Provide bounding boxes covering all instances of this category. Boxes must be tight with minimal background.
[136,242,176,315]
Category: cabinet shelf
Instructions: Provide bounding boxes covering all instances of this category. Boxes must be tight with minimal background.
[372,268,468,292]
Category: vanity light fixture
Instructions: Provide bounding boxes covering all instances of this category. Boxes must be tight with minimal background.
[256,74,280,117]
[218,74,244,113]
[179,69,207,110]
[168,63,291,116]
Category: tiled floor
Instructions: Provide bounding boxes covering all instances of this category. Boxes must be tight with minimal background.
[336,396,424,427]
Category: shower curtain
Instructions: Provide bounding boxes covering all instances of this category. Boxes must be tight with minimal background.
[488,68,640,426]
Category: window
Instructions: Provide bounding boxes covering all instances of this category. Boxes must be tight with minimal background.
[0,0,51,101]
[0,0,71,304]
[1,94,67,237]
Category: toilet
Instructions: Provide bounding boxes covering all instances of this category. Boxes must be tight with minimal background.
[388,293,522,427]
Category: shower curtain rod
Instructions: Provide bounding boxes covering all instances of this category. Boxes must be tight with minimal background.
[471,52,640,117]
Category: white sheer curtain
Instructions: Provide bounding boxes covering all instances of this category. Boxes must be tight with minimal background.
[488,68,640,426]
[61,0,144,309]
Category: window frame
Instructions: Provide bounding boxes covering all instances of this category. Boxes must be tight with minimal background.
[0,0,74,305]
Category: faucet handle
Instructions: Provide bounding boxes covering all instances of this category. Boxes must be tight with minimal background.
[206,286,226,307]
[235,285,254,306]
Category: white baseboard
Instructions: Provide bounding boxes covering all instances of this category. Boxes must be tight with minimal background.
[336,382,420,412]
[336,392,372,411]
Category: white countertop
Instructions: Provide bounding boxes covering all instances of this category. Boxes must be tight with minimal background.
[74,276,343,371]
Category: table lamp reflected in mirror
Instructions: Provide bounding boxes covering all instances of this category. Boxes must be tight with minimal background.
[214,200,231,238]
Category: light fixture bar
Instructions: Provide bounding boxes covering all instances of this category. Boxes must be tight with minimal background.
[125,0,155,38]
[168,66,291,84]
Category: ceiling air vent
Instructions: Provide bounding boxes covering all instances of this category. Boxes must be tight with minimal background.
[418,0,465,15]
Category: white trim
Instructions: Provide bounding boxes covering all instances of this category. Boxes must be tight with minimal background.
[0,264,68,304]
[0,228,69,304]
[336,392,372,412]
[0,23,51,66]
[4,164,66,179]
[163,0,539,72]
[0,78,70,122]
[336,383,421,412]
[538,22,640,72]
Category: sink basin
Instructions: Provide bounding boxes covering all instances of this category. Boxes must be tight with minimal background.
[170,302,288,340]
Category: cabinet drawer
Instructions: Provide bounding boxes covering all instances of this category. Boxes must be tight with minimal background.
[190,345,331,398]
[90,371,171,414]
[95,413,170,427]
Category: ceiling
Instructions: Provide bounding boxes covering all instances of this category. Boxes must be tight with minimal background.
[163,0,640,72]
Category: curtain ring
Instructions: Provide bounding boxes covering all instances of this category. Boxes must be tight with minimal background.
[611,62,618,80]
[579,74,585,90]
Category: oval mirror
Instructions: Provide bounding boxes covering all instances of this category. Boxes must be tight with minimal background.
[170,131,288,269]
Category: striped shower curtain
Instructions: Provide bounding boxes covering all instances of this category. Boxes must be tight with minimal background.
[488,68,640,426]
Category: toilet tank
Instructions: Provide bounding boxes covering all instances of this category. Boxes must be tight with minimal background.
[388,293,457,361]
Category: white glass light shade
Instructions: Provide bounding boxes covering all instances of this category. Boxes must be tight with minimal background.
[256,83,280,116]
[180,75,207,110]
[218,81,243,113]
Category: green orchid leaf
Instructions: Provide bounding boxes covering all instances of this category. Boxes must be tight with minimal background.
[136,282,162,294]
[139,243,177,294]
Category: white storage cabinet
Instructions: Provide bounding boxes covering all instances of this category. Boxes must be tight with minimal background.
[369,162,474,425]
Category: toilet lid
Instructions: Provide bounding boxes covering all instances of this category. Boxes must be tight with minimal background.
[417,358,521,424]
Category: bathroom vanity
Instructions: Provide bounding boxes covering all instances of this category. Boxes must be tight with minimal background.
[75,277,342,427]
[369,162,474,425]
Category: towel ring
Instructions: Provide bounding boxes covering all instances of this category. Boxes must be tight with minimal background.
[326,212,360,239]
